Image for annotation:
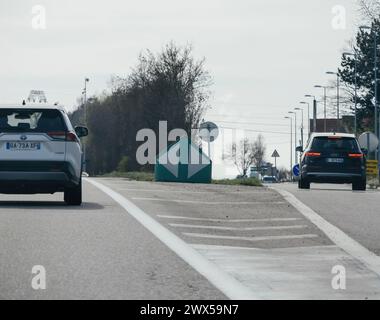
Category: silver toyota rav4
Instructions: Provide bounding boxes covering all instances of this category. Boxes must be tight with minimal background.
[0,104,88,205]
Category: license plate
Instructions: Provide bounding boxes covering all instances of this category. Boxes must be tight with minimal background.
[6,142,41,151]
[326,158,344,163]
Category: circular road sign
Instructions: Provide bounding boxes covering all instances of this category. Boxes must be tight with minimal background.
[199,121,219,142]
[358,132,379,152]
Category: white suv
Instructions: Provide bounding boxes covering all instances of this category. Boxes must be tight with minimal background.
[0,104,88,205]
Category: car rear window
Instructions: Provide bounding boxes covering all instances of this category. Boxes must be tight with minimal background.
[310,136,360,153]
[0,109,66,133]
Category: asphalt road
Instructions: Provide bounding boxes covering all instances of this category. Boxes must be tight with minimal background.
[0,180,225,300]
[1,178,380,299]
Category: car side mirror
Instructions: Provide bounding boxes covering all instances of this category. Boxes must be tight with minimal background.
[296,146,303,153]
[75,126,88,138]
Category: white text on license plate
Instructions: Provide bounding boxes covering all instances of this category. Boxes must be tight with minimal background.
[6,142,41,151]
[327,158,344,163]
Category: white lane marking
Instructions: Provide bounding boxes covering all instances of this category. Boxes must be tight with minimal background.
[191,244,338,251]
[273,187,380,277]
[131,197,285,205]
[118,188,270,194]
[183,233,319,242]
[85,178,259,300]
[170,223,309,231]
[157,215,302,223]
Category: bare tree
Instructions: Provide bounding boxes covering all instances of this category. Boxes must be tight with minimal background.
[227,135,266,177]
[228,138,255,177]
[252,134,266,172]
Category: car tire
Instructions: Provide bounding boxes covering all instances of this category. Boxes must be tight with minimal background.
[64,179,82,205]
[352,180,366,191]
[298,178,310,189]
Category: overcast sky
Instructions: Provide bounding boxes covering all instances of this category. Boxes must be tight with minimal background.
[0,0,362,176]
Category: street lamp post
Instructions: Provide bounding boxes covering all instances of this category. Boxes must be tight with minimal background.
[314,85,329,132]
[294,107,304,148]
[300,101,310,138]
[342,52,358,135]
[305,95,317,133]
[83,77,90,172]
[326,71,340,131]
[288,111,297,166]
[84,78,90,125]
[284,116,293,180]
[360,25,379,160]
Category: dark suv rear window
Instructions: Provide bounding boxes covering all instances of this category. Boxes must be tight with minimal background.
[0,109,66,133]
[311,136,360,153]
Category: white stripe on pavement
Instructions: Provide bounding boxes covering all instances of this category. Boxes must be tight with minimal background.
[86,178,259,300]
[118,188,270,194]
[131,197,285,205]
[273,187,380,277]
[191,244,338,251]
[169,223,309,231]
[183,233,319,242]
[157,215,302,223]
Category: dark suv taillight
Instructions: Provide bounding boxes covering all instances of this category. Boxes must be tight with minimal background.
[305,152,321,157]
[348,153,364,159]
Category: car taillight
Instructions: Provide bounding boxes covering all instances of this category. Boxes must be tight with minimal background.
[305,152,321,157]
[65,132,78,142]
[47,131,78,142]
[348,153,363,158]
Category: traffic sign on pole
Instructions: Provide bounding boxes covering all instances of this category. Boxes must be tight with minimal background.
[358,132,379,153]
[271,150,280,158]
[293,164,300,177]
[366,160,379,175]
[271,150,280,178]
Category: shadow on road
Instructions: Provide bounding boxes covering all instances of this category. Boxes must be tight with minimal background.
[310,188,367,193]
[0,201,104,210]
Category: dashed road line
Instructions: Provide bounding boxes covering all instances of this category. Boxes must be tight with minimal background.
[190,244,338,251]
[118,188,271,194]
[169,223,309,231]
[182,233,319,242]
[157,215,302,223]
[131,197,285,205]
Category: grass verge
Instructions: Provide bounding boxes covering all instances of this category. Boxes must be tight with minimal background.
[101,171,154,181]
[212,177,262,187]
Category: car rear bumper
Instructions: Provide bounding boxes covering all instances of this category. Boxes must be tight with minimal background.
[0,161,80,194]
[303,171,365,183]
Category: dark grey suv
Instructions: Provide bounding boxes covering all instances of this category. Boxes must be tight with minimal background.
[298,133,366,191]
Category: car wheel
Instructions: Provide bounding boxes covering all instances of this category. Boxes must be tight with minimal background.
[298,178,310,189]
[64,179,82,205]
[352,180,366,191]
